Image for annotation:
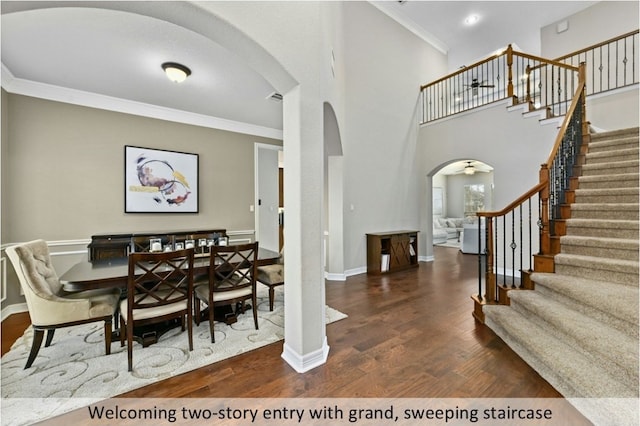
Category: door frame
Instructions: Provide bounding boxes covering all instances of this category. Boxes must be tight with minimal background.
[254,143,283,250]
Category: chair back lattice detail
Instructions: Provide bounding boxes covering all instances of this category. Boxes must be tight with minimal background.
[123,248,195,371]
[194,242,259,343]
[210,243,258,293]
[128,251,193,309]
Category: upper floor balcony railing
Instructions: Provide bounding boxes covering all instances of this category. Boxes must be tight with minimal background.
[420,30,639,125]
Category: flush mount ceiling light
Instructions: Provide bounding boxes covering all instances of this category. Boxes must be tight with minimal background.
[464,14,480,25]
[162,62,191,83]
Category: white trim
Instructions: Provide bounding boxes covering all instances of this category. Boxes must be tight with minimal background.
[369,1,448,54]
[421,99,513,127]
[281,337,330,373]
[49,250,87,257]
[1,258,6,304]
[324,272,346,281]
[587,83,639,100]
[1,303,28,322]
[1,64,283,140]
[254,143,283,251]
[419,255,433,263]
[344,266,367,278]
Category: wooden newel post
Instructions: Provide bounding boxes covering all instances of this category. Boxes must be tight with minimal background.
[506,44,514,102]
[485,217,495,303]
[539,164,551,255]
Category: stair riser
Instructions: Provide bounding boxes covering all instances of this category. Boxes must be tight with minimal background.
[533,283,639,338]
[588,137,639,149]
[579,179,639,189]
[586,151,640,164]
[561,244,639,261]
[570,210,639,220]
[582,164,639,176]
[555,264,638,286]
[508,297,638,390]
[575,194,639,203]
[566,225,639,239]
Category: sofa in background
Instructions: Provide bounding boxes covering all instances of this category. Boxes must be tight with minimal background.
[433,217,464,244]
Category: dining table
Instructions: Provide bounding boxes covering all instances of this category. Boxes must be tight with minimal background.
[59,247,281,346]
[60,247,280,291]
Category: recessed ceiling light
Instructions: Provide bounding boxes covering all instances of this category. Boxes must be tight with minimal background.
[464,15,479,25]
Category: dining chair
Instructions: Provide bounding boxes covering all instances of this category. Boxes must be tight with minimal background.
[194,242,259,343]
[5,240,120,369]
[120,248,194,372]
[255,247,284,311]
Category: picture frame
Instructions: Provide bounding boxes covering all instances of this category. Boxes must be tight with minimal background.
[125,145,199,213]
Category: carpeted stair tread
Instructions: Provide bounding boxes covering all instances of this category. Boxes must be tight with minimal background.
[529,272,639,332]
[560,235,639,260]
[554,253,639,285]
[566,218,639,228]
[574,187,639,204]
[585,147,639,164]
[568,203,639,220]
[590,127,639,141]
[578,173,639,190]
[581,159,639,176]
[483,305,636,398]
[507,290,638,390]
[587,136,639,152]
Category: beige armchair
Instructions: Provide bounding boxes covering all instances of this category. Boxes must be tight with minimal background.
[6,240,120,369]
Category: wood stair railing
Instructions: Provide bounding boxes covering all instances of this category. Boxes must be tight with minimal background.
[472,63,587,323]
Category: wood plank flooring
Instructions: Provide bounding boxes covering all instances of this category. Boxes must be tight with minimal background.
[2,246,563,399]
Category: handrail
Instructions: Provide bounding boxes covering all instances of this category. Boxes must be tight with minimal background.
[420,46,509,90]
[473,62,586,312]
[477,182,546,218]
[545,79,586,167]
[554,29,639,62]
[421,31,636,124]
[513,49,580,72]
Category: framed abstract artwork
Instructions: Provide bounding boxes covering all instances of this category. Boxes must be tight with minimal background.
[125,145,199,213]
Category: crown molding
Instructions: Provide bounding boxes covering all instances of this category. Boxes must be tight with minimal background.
[369,1,448,54]
[1,63,283,141]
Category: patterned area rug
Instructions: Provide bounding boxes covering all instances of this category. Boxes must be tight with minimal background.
[1,286,347,425]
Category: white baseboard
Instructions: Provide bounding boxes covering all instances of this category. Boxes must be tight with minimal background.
[325,272,346,281]
[281,337,329,373]
[344,266,367,278]
[1,303,28,322]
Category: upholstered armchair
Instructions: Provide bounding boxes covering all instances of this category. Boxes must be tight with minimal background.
[6,240,120,368]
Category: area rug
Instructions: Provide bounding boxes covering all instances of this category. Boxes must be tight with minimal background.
[1,286,347,425]
[434,238,461,249]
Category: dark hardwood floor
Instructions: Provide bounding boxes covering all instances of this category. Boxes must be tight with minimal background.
[4,246,595,423]
[2,246,563,399]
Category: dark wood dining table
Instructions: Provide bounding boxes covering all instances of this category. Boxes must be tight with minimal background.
[59,247,281,346]
[60,247,281,291]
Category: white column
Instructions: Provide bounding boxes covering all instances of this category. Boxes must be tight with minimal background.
[281,85,329,372]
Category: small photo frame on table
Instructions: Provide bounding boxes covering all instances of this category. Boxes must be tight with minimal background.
[125,145,199,213]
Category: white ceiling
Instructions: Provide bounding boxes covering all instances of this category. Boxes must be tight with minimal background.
[1,1,597,136]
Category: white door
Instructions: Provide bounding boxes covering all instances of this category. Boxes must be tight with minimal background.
[255,144,280,252]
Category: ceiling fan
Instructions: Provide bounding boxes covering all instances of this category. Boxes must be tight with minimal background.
[456,161,489,175]
[464,78,495,96]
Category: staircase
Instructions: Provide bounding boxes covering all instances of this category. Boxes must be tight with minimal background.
[483,127,639,426]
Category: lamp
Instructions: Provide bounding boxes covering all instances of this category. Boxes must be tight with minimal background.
[162,62,191,83]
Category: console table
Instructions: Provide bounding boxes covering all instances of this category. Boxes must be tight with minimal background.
[366,230,419,275]
[88,228,227,260]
